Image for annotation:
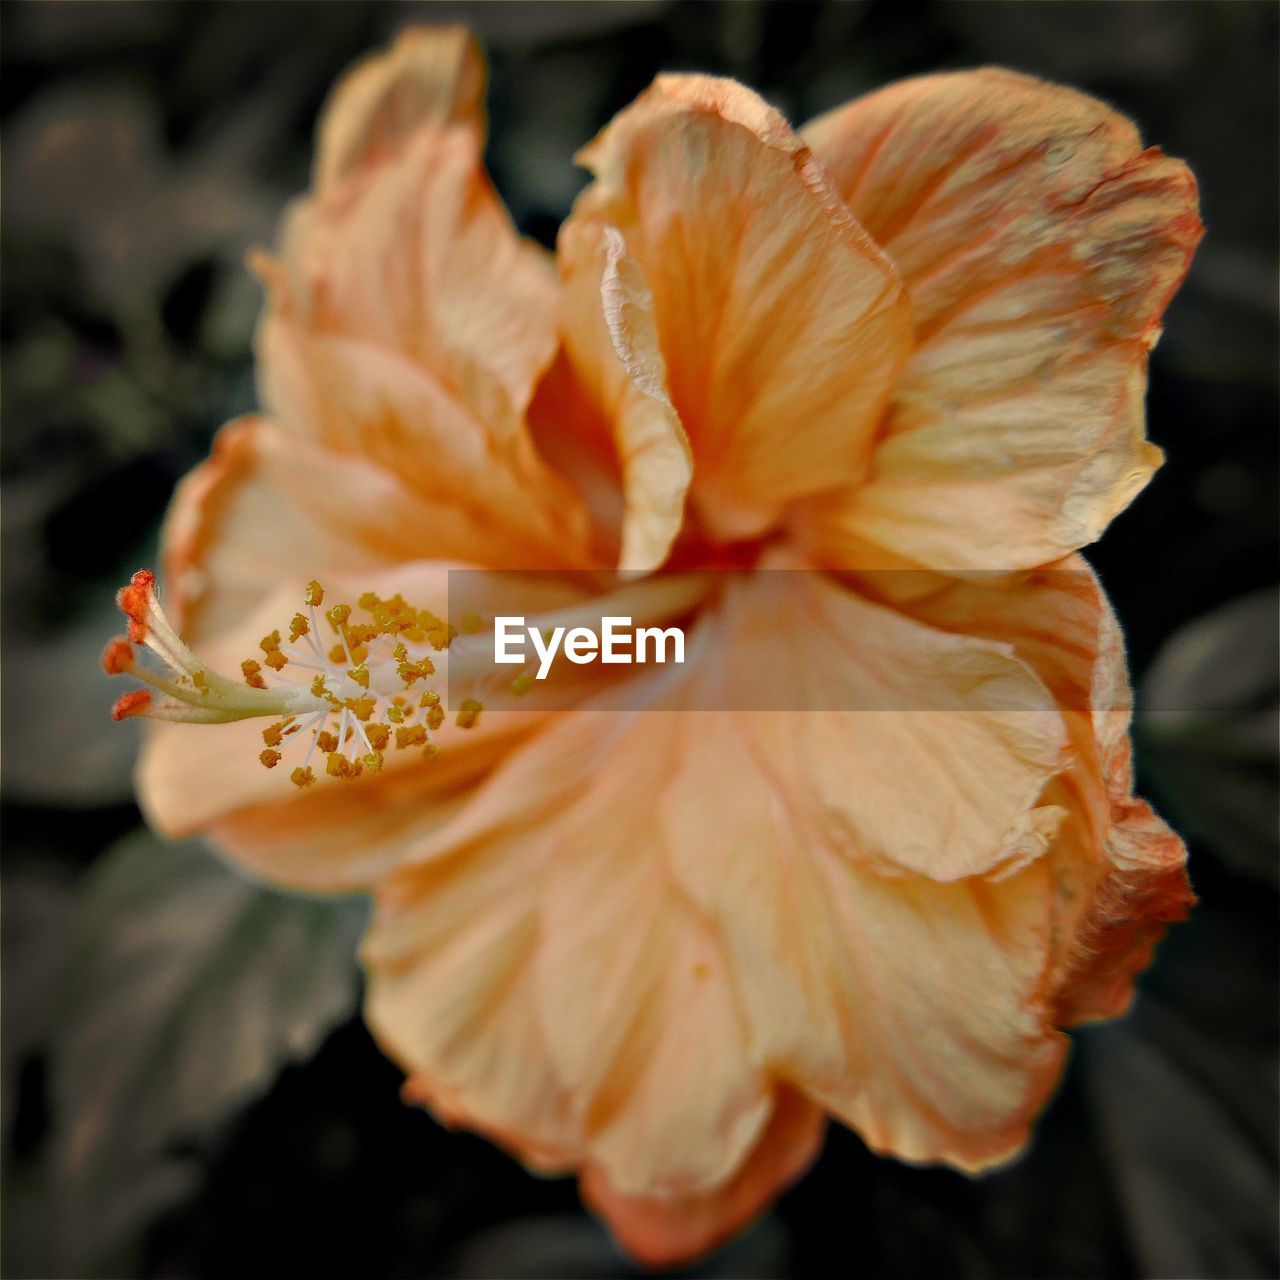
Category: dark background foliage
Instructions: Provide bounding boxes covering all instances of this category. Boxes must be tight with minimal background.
[2,2,1276,1277]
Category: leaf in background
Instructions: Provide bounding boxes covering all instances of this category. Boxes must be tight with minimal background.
[2,591,145,809]
[1084,1005,1279,1279]
[15,830,366,1278]
[1,862,77,1140]
[1139,588,1279,884]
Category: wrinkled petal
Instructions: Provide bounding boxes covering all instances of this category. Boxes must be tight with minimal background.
[580,1087,825,1269]
[534,708,770,1196]
[569,74,910,541]
[800,69,1202,570]
[559,219,691,572]
[160,416,473,640]
[363,743,588,1169]
[865,558,1193,1023]
[710,565,1069,881]
[257,315,592,568]
[257,30,593,568]
[651,575,1070,1168]
[363,682,773,1215]
[664,728,1066,1169]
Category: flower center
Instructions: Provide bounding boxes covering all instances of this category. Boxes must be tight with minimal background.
[104,570,481,788]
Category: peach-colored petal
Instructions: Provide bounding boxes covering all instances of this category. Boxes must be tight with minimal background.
[710,566,1069,881]
[569,74,910,541]
[558,218,691,572]
[360,570,1071,1194]
[160,416,472,641]
[534,709,770,1197]
[270,123,558,442]
[258,34,593,567]
[800,69,1202,570]
[363,757,586,1171]
[661,706,1065,1172]
[866,559,1193,1023]
[257,314,592,569]
[580,1086,825,1269]
[314,25,486,194]
[363,682,774,1203]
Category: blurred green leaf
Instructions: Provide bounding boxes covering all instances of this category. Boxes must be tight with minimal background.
[15,831,366,1277]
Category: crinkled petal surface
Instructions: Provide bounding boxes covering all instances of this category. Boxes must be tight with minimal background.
[863,558,1193,1023]
[798,68,1202,571]
[558,220,692,572]
[257,28,590,569]
[568,74,911,542]
[364,686,773,1205]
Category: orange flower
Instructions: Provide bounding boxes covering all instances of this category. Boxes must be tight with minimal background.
[106,28,1200,1268]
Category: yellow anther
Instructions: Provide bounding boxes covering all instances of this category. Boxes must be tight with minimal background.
[326,603,352,629]
[424,623,455,651]
[328,644,347,665]
[419,690,440,708]
[422,743,441,762]
[397,657,435,686]
[395,725,427,750]
[260,629,282,654]
[459,611,483,634]
[291,766,315,788]
[326,752,354,779]
[361,751,384,774]
[349,663,370,689]
[264,649,288,672]
[289,613,310,643]
[455,698,483,729]
[305,581,325,607]
[346,695,376,722]
[365,724,390,751]
[260,748,282,769]
[242,659,266,689]
[316,730,339,754]
[425,704,444,730]
[386,704,405,724]
[263,722,285,748]
[192,670,209,692]
[358,592,380,612]
[510,673,534,696]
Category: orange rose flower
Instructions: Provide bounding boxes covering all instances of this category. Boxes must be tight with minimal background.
[105,27,1200,1267]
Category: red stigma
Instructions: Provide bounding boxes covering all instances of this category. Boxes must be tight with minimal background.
[101,637,135,675]
[111,689,152,721]
[117,568,156,639]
